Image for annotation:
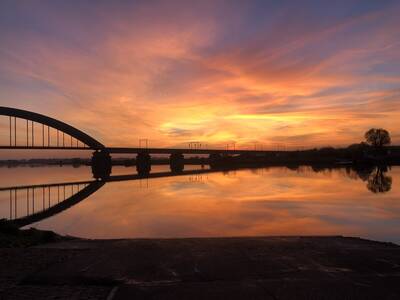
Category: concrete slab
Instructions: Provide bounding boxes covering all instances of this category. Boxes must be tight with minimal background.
[1,236,400,299]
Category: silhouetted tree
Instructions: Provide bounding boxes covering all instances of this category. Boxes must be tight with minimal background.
[364,128,391,148]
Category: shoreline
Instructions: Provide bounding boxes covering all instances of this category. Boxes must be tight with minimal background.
[1,226,400,299]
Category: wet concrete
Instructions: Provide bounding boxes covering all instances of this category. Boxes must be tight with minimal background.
[1,236,400,299]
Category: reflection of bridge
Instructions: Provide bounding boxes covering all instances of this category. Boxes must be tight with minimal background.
[1,164,393,227]
[2,181,104,227]
[0,107,274,177]
[0,168,229,228]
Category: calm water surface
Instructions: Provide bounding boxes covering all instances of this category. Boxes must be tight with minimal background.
[1,165,399,243]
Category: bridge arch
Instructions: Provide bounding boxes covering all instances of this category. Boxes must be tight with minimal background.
[0,106,104,149]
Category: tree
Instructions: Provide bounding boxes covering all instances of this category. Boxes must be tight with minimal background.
[364,128,391,148]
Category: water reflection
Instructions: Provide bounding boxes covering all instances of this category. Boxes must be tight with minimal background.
[3,181,104,227]
[343,165,392,193]
[367,166,392,193]
[0,168,223,227]
[307,164,393,194]
[0,164,399,243]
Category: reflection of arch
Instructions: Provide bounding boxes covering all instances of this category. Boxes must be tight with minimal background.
[5,164,324,227]
[4,167,230,227]
[0,106,104,149]
[11,181,105,227]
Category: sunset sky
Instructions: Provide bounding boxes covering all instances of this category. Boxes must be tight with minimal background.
[1,0,400,149]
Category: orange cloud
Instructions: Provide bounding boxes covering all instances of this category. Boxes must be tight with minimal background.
[0,0,400,152]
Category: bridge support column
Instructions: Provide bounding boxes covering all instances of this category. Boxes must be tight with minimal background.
[91,150,112,179]
[136,152,151,175]
[170,153,184,173]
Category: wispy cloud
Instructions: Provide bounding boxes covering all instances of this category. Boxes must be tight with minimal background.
[0,0,399,149]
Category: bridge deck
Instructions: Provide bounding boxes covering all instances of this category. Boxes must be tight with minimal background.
[0,146,276,155]
[106,147,274,155]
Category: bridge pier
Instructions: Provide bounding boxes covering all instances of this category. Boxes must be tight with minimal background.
[136,152,151,175]
[170,153,184,173]
[91,150,112,179]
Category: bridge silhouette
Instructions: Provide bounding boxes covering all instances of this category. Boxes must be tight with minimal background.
[0,106,278,225]
[0,106,277,177]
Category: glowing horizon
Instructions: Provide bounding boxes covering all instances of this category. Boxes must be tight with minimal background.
[1,0,400,151]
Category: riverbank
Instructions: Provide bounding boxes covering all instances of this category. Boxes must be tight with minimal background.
[1,228,400,299]
[2,144,400,168]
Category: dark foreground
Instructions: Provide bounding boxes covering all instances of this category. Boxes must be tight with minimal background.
[1,235,400,299]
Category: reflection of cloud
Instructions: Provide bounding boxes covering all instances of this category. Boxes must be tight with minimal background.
[168,181,210,192]
[28,166,400,243]
[0,1,400,150]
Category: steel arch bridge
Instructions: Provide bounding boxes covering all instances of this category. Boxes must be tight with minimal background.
[0,105,279,177]
[0,106,276,156]
[0,106,104,150]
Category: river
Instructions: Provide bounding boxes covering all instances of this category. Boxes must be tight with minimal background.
[1,164,399,243]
